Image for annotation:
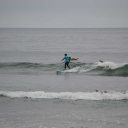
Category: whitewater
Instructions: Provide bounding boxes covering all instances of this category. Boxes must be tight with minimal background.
[1,90,128,100]
[0,28,128,128]
[0,61,128,76]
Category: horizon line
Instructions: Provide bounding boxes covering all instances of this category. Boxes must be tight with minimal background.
[0,27,128,29]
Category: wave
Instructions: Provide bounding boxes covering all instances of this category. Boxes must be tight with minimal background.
[0,61,128,77]
[0,62,53,69]
[0,90,128,101]
[78,61,128,77]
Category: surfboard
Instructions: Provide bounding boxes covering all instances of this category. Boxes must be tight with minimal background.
[56,69,72,74]
[56,70,65,74]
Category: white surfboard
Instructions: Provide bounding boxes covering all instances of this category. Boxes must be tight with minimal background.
[56,70,65,74]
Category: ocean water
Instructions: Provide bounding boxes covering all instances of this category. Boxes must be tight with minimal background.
[0,28,128,128]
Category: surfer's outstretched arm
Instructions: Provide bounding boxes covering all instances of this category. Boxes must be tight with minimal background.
[61,58,65,61]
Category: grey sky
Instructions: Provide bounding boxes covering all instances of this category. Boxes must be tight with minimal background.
[0,0,128,28]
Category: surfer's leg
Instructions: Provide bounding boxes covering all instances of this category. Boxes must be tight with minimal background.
[64,63,66,70]
[67,62,70,69]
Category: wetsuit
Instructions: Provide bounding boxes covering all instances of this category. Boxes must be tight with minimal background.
[64,56,70,69]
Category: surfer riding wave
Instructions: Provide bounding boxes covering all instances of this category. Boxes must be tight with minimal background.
[61,54,78,70]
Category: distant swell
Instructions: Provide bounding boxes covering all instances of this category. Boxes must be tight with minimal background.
[0,61,128,77]
[0,91,128,101]
[0,62,50,68]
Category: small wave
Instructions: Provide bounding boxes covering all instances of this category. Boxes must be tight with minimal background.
[97,61,127,70]
[0,62,60,73]
[79,61,128,77]
[0,62,49,69]
[0,61,128,77]
[0,91,128,101]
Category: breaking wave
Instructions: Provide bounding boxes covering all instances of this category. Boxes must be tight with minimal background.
[0,61,128,77]
[0,90,128,101]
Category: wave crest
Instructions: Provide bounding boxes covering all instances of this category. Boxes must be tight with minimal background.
[0,61,128,77]
[0,91,128,101]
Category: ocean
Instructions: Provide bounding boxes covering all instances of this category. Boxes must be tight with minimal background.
[0,28,128,128]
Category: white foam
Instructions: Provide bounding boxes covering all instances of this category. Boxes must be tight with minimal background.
[63,67,80,73]
[79,66,96,73]
[0,91,128,101]
[97,61,126,70]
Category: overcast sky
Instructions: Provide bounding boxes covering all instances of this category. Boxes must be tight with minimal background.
[0,0,128,28]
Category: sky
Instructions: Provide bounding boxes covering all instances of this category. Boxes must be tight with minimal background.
[0,0,128,28]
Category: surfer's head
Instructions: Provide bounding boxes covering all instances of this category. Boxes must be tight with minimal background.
[65,54,67,56]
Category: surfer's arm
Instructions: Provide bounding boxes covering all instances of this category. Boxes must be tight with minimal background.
[61,58,65,61]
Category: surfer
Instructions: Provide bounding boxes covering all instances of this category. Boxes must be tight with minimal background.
[61,54,70,70]
[100,60,103,63]
[99,60,110,69]
[95,90,107,94]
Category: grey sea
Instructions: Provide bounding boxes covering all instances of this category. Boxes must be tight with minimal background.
[0,28,128,128]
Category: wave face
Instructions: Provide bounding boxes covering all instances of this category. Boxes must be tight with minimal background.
[0,91,128,101]
[0,61,128,77]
